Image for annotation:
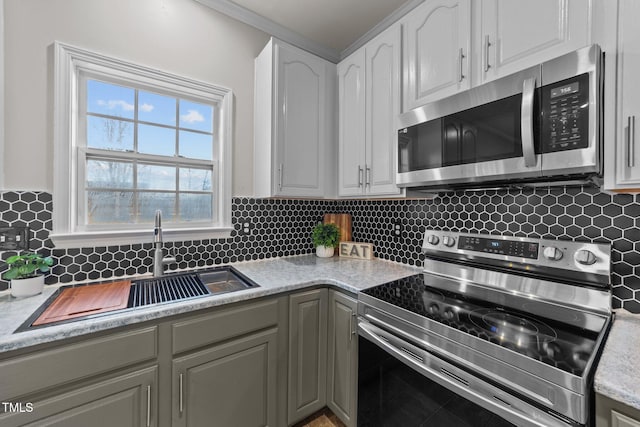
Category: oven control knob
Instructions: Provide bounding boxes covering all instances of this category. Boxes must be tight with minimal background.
[543,246,563,261]
[427,235,440,246]
[575,249,597,265]
[442,236,456,247]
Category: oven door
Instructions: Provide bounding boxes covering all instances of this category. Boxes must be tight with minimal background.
[397,66,542,187]
[358,318,577,427]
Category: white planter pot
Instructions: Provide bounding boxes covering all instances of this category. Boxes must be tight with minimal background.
[315,245,334,258]
[10,275,45,298]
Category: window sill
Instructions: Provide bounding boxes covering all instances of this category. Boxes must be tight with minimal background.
[49,227,234,249]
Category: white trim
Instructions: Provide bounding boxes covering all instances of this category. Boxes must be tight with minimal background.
[53,42,234,246]
[50,227,234,249]
[0,0,5,190]
[194,0,341,63]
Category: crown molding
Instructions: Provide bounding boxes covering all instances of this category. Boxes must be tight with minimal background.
[340,0,423,60]
[194,0,341,63]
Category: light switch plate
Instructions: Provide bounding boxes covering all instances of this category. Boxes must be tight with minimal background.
[0,227,30,251]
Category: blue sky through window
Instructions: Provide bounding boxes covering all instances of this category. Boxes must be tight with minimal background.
[87,79,214,160]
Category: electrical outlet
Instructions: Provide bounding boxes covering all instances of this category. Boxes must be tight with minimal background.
[0,227,30,251]
[238,219,254,236]
[391,220,404,239]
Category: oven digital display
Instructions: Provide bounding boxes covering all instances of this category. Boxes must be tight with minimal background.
[458,237,539,259]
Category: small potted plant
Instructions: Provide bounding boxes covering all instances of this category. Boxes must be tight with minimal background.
[2,252,54,297]
[312,222,340,258]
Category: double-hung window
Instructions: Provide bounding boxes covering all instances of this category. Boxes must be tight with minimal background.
[52,42,233,248]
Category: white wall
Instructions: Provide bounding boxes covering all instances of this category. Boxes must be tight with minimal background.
[0,0,5,190]
[3,0,269,195]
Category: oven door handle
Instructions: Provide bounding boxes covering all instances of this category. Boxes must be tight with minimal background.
[358,320,572,427]
[521,77,537,168]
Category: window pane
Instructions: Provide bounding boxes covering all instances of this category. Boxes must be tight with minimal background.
[179,193,212,221]
[138,124,176,156]
[179,130,213,160]
[138,164,176,190]
[179,168,212,191]
[87,80,135,119]
[87,116,134,151]
[138,192,176,222]
[87,159,133,189]
[87,191,134,224]
[138,91,176,126]
[179,99,213,132]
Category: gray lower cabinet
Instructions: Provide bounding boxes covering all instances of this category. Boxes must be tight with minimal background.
[0,289,357,427]
[0,366,157,427]
[172,328,279,427]
[597,393,640,427]
[327,290,358,427]
[170,296,287,427]
[0,326,158,427]
[287,288,328,425]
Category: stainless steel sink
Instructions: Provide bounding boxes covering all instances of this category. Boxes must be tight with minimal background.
[127,267,259,309]
[20,267,260,331]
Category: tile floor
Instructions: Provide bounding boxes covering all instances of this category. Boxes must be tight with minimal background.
[293,408,346,427]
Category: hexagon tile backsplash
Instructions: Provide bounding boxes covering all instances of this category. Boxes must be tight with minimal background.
[0,187,639,312]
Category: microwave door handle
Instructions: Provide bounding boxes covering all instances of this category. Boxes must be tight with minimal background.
[521,77,537,167]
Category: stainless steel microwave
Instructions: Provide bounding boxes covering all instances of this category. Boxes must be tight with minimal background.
[397,45,602,189]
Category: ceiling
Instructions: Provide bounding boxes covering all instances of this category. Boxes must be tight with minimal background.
[229,0,409,52]
[195,0,420,62]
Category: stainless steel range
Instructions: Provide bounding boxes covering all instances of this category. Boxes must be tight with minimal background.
[357,230,612,427]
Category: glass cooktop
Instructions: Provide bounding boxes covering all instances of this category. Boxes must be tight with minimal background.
[362,274,598,376]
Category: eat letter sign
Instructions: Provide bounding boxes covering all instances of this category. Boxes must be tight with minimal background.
[339,242,374,260]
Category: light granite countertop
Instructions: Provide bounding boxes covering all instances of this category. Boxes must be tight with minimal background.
[0,255,421,354]
[595,310,640,410]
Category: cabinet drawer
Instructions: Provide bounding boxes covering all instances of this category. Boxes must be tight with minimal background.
[0,366,157,427]
[172,298,281,354]
[0,326,157,401]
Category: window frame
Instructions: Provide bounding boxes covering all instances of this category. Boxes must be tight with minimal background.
[52,42,233,248]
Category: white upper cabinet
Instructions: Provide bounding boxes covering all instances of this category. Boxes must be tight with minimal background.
[402,0,471,111]
[254,38,336,198]
[477,0,591,85]
[366,26,402,196]
[401,0,591,111]
[337,50,366,197]
[604,0,640,189]
[338,25,403,197]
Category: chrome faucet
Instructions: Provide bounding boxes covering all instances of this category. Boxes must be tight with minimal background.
[153,210,176,277]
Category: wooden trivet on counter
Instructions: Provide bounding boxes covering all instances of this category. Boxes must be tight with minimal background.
[32,280,132,326]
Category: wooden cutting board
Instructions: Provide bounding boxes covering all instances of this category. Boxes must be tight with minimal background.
[32,280,131,326]
[323,213,352,244]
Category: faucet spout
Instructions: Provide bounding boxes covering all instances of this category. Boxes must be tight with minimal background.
[153,210,175,276]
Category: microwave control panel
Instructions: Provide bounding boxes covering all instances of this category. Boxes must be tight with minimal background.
[541,72,590,152]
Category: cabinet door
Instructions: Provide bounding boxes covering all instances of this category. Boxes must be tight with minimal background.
[287,289,328,424]
[327,291,358,427]
[612,410,640,427]
[173,328,278,427]
[479,0,590,84]
[614,0,640,186]
[0,367,157,427]
[403,0,471,111]
[338,50,366,197]
[274,43,327,197]
[365,25,403,196]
